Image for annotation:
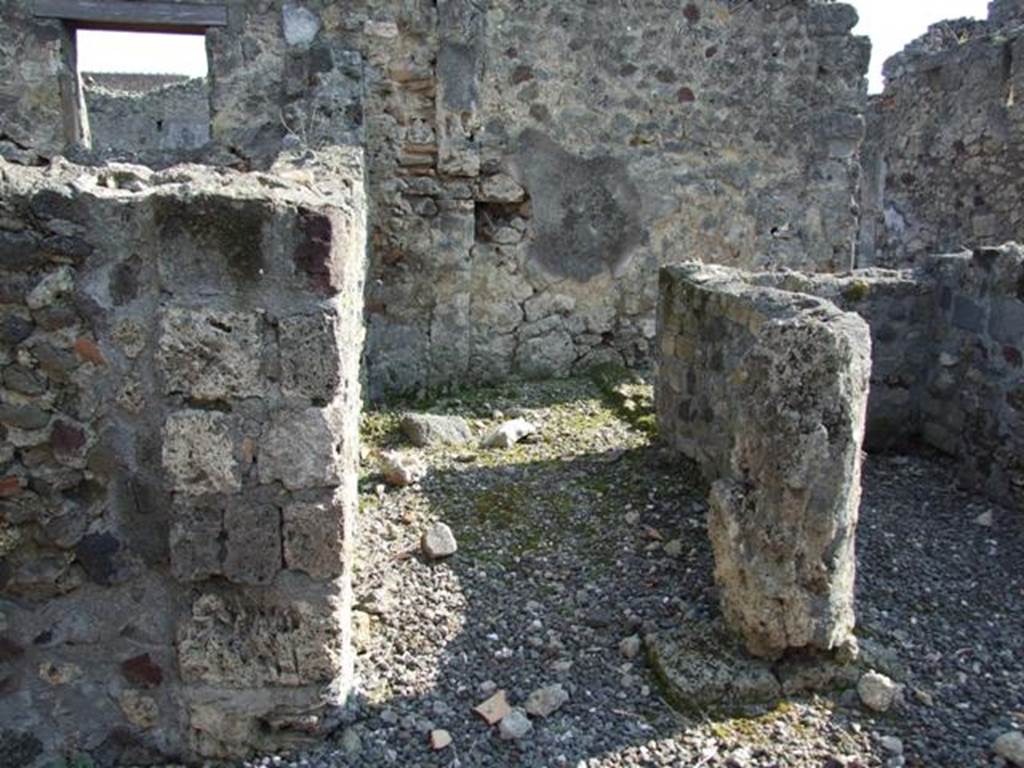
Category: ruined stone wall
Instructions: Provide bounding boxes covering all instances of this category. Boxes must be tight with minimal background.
[750,269,936,451]
[858,3,1024,267]
[919,245,1024,507]
[655,262,870,658]
[0,1,72,162]
[755,248,1024,509]
[83,77,211,154]
[0,150,366,764]
[659,245,1024,511]
[362,0,870,398]
[0,0,870,399]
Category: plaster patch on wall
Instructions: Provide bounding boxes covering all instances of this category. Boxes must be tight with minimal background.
[514,129,644,282]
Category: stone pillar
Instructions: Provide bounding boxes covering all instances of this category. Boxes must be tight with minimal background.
[656,263,871,659]
[0,149,366,764]
[154,152,366,758]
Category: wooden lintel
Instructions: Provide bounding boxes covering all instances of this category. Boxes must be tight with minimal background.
[33,0,227,29]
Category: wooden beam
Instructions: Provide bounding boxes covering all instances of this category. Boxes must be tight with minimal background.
[34,0,227,29]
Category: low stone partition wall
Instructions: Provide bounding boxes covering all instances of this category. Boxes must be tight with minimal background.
[746,245,1024,510]
[0,150,366,764]
[749,269,933,452]
[656,263,871,659]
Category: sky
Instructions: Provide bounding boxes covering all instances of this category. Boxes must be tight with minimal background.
[76,1,993,91]
[849,0,990,91]
[77,29,209,78]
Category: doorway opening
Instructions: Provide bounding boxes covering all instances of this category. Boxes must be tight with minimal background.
[75,28,211,153]
[33,0,227,154]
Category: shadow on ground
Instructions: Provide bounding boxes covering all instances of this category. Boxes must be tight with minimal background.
[295,376,1022,768]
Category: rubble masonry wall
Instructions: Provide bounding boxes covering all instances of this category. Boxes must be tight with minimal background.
[0,0,870,399]
[655,262,871,658]
[660,245,1024,512]
[858,1,1024,266]
[0,150,367,764]
[83,77,211,154]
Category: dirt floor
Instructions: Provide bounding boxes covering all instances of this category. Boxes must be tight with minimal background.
[260,373,1023,768]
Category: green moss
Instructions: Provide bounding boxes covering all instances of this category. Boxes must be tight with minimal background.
[587,364,658,438]
[705,701,804,743]
[462,482,577,559]
[360,409,403,449]
[842,280,871,303]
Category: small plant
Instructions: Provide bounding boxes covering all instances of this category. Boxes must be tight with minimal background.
[842,279,871,302]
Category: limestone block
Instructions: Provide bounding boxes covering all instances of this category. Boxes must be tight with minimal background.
[186,686,333,759]
[177,592,345,687]
[119,690,159,729]
[170,503,223,581]
[524,292,576,323]
[163,411,241,496]
[223,501,282,586]
[283,500,346,579]
[516,329,575,379]
[282,3,320,47]
[159,307,264,401]
[399,413,474,447]
[477,174,526,204]
[656,263,871,659]
[259,408,345,490]
[173,500,282,585]
[279,313,342,401]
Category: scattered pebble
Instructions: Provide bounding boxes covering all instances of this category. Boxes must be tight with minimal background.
[880,735,904,754]
[858,670,899,712]
[380,450,426,487]
[620,635,642,660]
[421,522,458,559]
[481,418,536,448]
[974,510,994,527]
[429,729,453,751]
[995,731,1024,766]
[499,708,533,740]
[524,683,569,718]
[474,690,511,725]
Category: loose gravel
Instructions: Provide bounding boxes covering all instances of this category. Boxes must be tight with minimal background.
[235,375,1022,768]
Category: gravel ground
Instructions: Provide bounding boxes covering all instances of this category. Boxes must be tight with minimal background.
[240,375,1022,768]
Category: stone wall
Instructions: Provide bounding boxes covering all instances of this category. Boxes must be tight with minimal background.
[655,262,871,658]
[858,2,1024,267]
[756,247,1024,509]
[0,1,73,162]
[0,149,366,764]
[750,269,935,451]
[919,245,1024,507]
[361,0,870,398]
[659,245,1024,511]
[0,0,871,399]
[83,76,211,154]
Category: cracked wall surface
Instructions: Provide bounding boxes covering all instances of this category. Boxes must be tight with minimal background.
[0,150,366,764]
